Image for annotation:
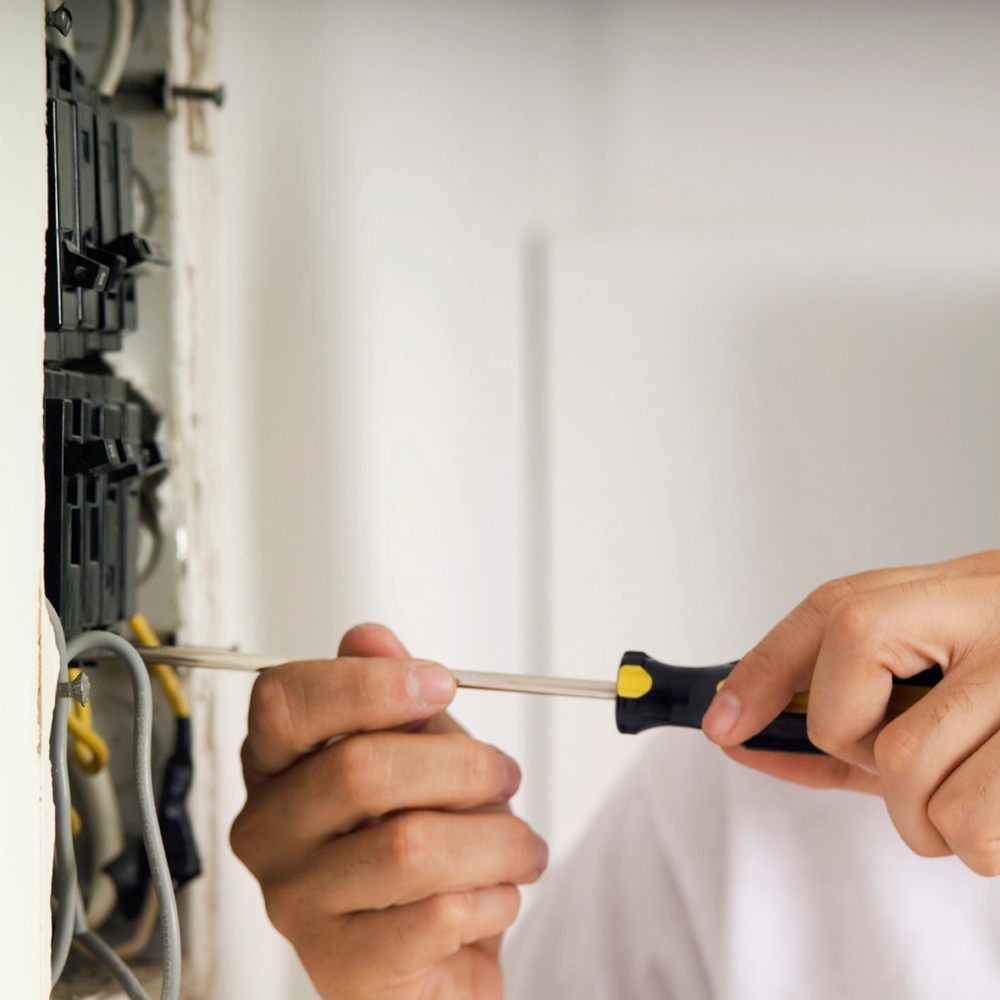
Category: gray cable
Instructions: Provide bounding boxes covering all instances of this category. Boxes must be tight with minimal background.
[75,930,149,1000]
[65,630,181,1000]
[47,600,77,983]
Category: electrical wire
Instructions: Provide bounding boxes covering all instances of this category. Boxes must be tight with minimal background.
[75,899,149,1000]
[131,166,158,237]
[73,764,125,929]
[115,884,159,960]
[75,933,147,1000]
[67,663,110,773]
[64,630,182,1000]
[67,711,110,773]
[128,613,191,717]
[47,600,78,984]
[96,0,135,97]
[69,893,150,1000]
[62,660,119,927]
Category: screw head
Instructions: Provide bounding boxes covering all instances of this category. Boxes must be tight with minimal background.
[46,5,73,37]
[58,671,91,706]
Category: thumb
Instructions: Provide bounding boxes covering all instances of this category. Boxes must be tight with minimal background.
[337,623,411,659]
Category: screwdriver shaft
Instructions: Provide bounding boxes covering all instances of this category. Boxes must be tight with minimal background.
[452,670,615,699]
[127,645,617,700]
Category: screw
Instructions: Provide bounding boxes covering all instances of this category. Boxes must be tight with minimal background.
[171,83,226,108]
[46,5,73,37]
[58,671,91,706]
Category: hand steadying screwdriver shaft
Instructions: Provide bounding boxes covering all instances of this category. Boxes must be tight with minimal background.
[124,644,941,754]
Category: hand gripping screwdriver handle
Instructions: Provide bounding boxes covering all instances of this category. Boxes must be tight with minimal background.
[615,651,942,753]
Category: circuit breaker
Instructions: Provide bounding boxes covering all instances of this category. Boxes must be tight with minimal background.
[44,45,166,636]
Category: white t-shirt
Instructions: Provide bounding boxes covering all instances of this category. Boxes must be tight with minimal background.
[503,729,1000,999]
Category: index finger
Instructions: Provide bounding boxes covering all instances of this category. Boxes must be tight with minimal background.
[243,656,456,780]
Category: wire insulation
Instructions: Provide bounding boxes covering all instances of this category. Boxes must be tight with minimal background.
[129,613,191,717]
[73,765,125,929]
[65,631,182,1000]
[67,712,110,773]
[47,600,78,983]
[96,0,135,96]
[115,884,159,960]
[75,929,150,1000]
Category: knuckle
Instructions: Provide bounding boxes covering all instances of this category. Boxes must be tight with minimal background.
[351,666,380,715]
[928,784,979,853]
[428,892,472,935]
[462,742,505,797]
[804,713,844,758]
[961,550,1000,576]
[249,670,296,743]
[904,835,952,860]
[964,849,1000,878]
[384,812,433,873]
[873,719,924,781]
[506,816,542,868]
[807,577,858,616]
[825,595,877,650]
[332,734,381,810]
[739,644,786,688]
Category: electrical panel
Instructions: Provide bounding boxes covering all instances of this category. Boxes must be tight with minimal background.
[42,2,224,994]
[44,46,166,637]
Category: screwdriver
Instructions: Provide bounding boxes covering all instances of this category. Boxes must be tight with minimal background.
[126,645,941,755]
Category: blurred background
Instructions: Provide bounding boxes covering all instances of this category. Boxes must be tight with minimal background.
[210,2,1000,997]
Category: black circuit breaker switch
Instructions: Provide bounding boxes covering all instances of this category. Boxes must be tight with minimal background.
[44,369,168,637]
[44,47,165,361]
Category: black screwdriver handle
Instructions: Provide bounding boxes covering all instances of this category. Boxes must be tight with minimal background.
[615,651,941,754]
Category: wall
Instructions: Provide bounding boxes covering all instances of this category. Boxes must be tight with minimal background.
[215,3,1000,997]
[0,4,51,996]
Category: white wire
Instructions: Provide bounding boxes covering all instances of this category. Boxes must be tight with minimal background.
[65,630,181,1000]
[96,0,135,97]
[72,764,124,928]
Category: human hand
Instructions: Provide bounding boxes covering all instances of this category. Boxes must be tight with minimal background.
[701,551,1000,875]
[230,624,548,999]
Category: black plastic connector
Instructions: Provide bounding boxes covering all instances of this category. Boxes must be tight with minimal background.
[104,717,202,921]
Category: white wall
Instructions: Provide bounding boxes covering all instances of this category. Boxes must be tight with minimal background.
[0,5,51,996]
[216,3,1000,997]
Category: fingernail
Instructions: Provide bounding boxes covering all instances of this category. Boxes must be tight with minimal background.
[702,688,741,738]
[858,761,879,775]
[501,753,521,799]
[535,836,549,873]
[406,662,455,706]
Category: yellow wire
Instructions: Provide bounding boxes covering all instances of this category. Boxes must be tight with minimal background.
[128,613,191,718]
[66,666,109,773]
[69,667,93,729]
[67,712,110,773]
[71,806,82,838]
